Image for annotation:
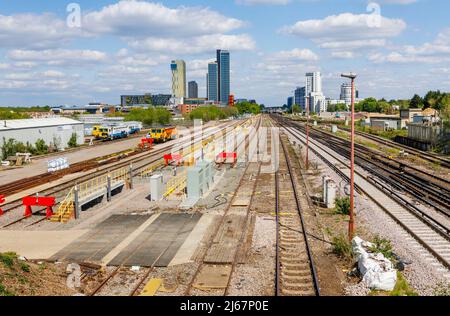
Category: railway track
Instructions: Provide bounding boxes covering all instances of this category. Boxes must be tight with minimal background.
[0,121,245,228]
[338,126,450,169]
[286,118,450,218]
[89,213,191,296]
[275,135,320,296]
[185,117,262,296]
[272,115,450,269]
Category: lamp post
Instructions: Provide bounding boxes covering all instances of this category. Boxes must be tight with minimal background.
[305,95,310,170]
[341,72,357,241]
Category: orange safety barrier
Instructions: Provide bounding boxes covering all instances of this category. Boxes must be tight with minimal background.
[139,137,154,149]
[0,195,5,216]
[22,196,56,218]
[164,154,182,166]
[216,152,237,164]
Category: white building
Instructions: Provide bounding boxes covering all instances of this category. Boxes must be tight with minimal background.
[306,72,322,94]
[0,117,84,149]
[305,72,326,113]
[340,83,357,106]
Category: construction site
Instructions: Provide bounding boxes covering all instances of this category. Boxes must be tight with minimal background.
[0,114,449,297]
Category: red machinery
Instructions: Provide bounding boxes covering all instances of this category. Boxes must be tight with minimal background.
[216,152,237,165]
[22,196,56,218]
[139,137,154,149]
[0,195,5,216]
[164,154,182,166]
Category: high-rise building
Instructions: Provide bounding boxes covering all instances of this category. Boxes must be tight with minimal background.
[295,87,306,110]
[305,72,322,94]
[340,82,358,107]
[207,62,218,102]
[171,60,186,98]
[305,72,325,113]
[216,49,230,105]
[287,96,294,109]
[188,81,198,99]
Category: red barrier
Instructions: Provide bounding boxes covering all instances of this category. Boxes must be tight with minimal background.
[139,137,154,149]
[216,152,237,165]
[164,154,182,166]
[0,195,5,216]
[22,196,56,218]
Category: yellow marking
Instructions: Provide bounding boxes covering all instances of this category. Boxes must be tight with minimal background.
[140,278,163,296]
[270,212,294,216]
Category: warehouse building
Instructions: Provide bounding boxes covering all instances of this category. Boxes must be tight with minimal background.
[0,117,84,149]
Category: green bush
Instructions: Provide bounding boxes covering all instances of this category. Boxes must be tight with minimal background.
[34,139,48,155]
[332,234,353,260]
[334,197,350,215]
[188,106,238,122]
[20,262,30,273]
[67,133,78,148]
[124,107,171,126]
[0,283,14,296]
[0,252,17,268]
[369,236,395,261]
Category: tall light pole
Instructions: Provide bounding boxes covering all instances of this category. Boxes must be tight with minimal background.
[341,72,357,241]
[305,95,310,170]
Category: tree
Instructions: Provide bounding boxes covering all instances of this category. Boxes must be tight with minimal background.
[235,101,261,115]
[67,133,78,148]
[410,94,424,109]
[292,104,301,113]
[35,139,48,155]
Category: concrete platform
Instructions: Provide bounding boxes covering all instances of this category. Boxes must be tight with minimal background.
[108,213,202,267]
[0,230,88,259]
[50,214,151,262]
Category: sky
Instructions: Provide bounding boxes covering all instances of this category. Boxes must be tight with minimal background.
[0,0,449,107]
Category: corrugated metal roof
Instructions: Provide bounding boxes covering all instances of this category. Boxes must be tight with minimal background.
[0,117,83,130]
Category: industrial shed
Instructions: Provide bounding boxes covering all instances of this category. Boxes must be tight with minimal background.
[0,117,84,149]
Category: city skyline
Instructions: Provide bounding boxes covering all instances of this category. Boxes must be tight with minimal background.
[0,0,450,107]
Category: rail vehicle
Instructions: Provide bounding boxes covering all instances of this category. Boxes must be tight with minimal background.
[95,126,129,140]
[148,126,177,143]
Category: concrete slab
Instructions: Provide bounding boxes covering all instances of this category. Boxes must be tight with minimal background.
[50,214,151,262]
[193,264,232,290]
[0,230,88,259]
[100,214,160,265]
[108,213,202,267]
[168,213,216,266]
[204,214,248,264]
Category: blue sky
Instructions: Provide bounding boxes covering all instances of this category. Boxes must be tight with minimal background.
[0,0,449,107]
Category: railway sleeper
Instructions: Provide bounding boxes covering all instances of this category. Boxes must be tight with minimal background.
[282,274,313,283]
[281,262,310,270]
[281,270,312,278]
[281,288,315,296]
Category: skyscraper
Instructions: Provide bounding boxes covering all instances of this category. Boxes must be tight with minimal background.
[295,87,306,110]
[305,72,322,95]
[340,82,356,106]
[216,49,230,105]
[305,72,325,113]
[207,62,218,102]
[188,81,198,98]
[171,60,186,98]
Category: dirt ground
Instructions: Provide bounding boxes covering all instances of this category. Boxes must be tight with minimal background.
[0,253,75,296]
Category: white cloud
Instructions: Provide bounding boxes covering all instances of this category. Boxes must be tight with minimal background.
[269,48,319,62]
[0,13,81,49]
[236,0,291,5]
[369,28,450,64]
[7,49,108,66]
[280,13,406,51]
[129,34,256,54]
[83,1,245,38]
